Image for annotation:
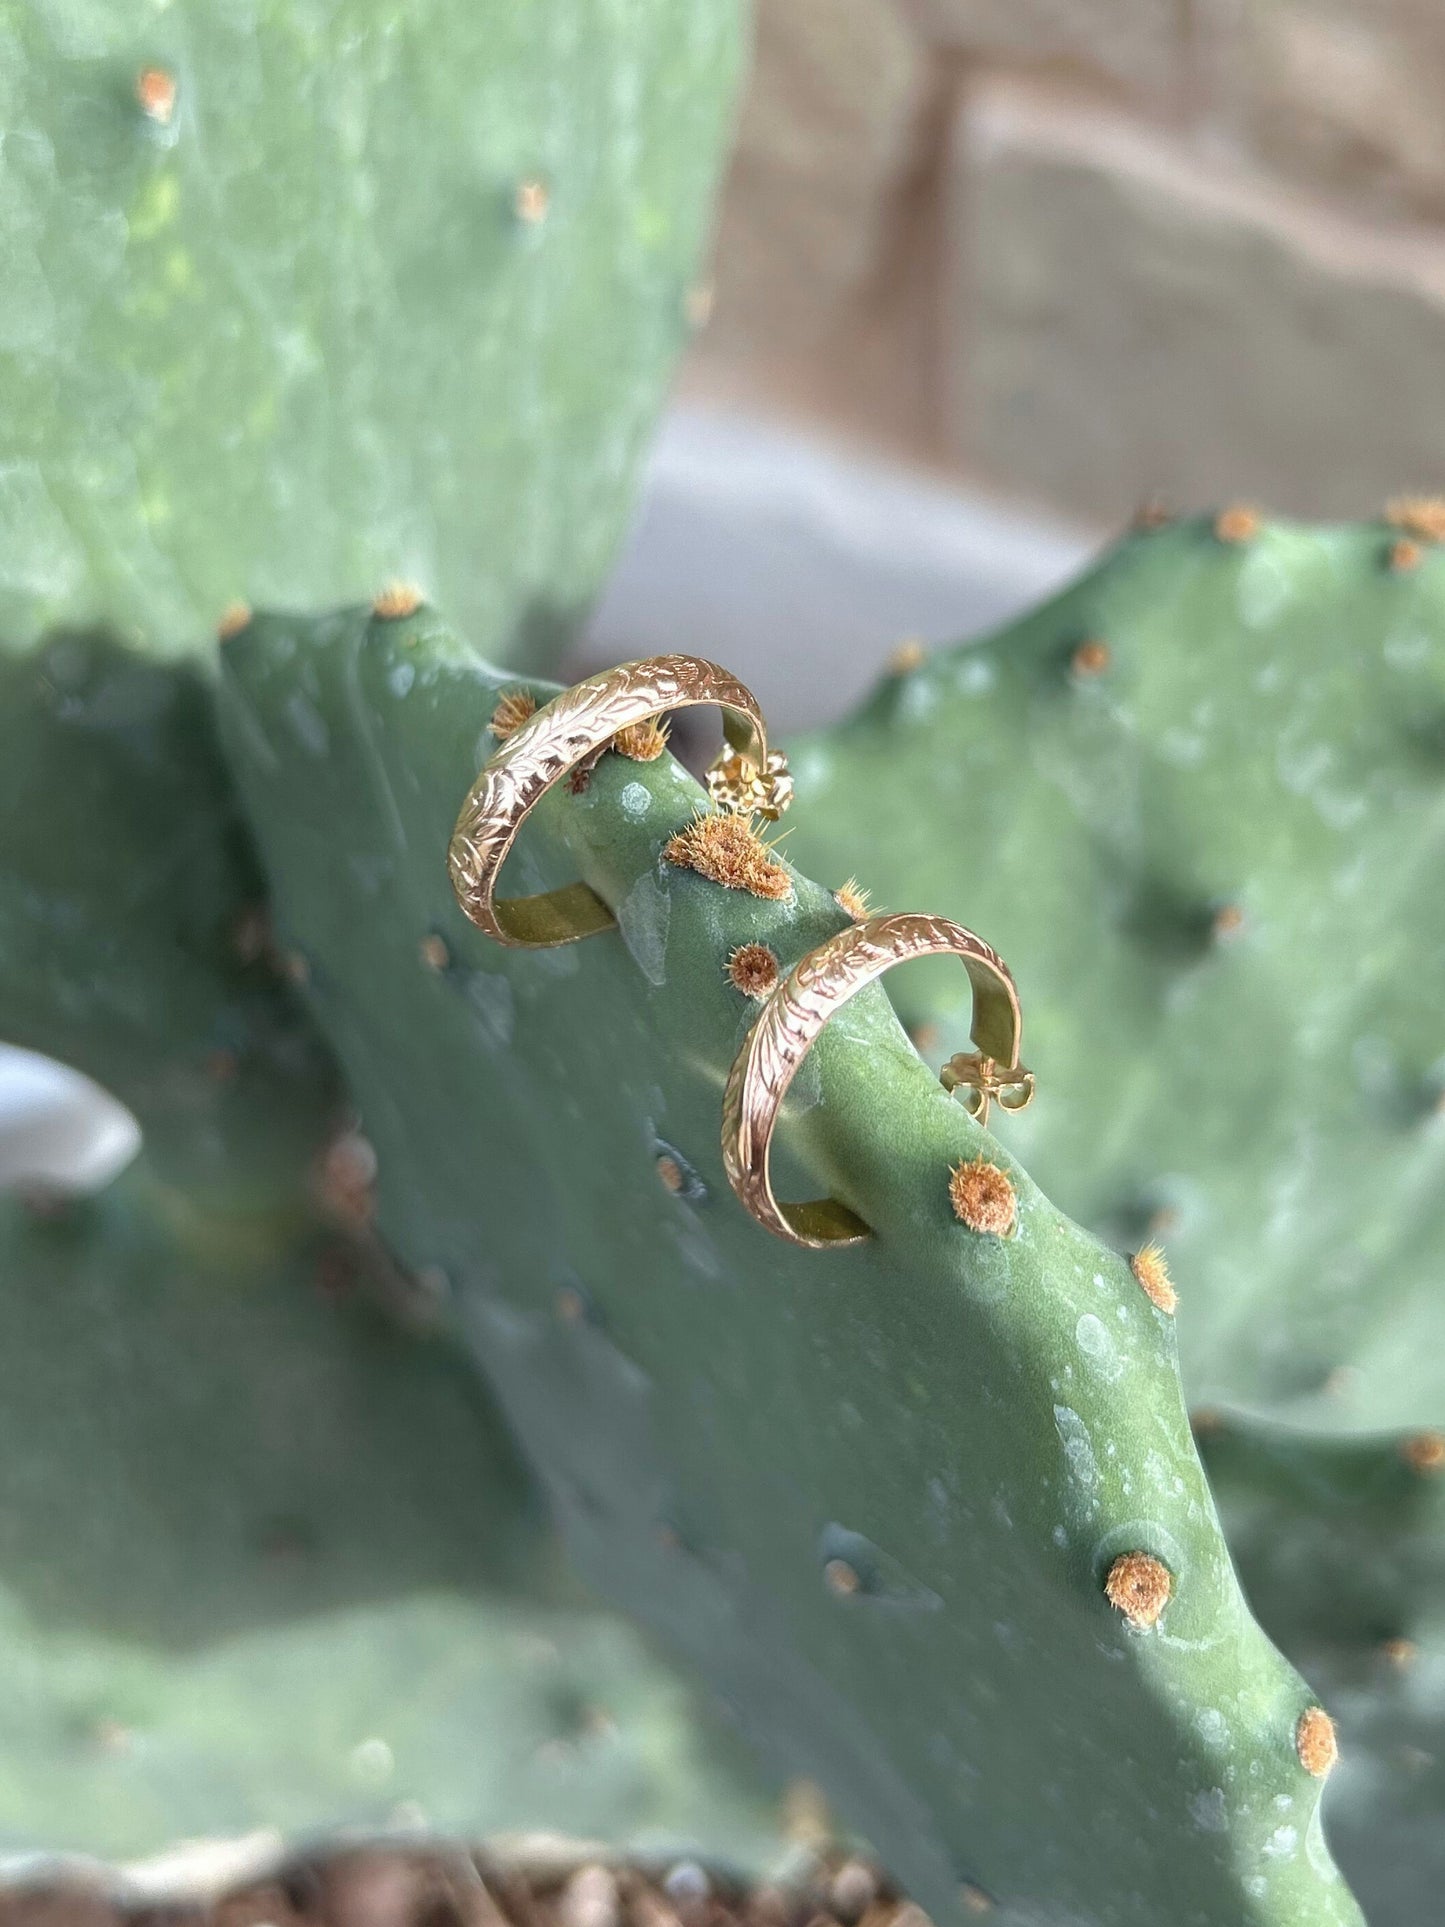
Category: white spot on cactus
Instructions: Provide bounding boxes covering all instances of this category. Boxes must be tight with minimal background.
[1316,788,1367,831]
[0,465,85,596]
[531,939,580,979]
[1053,1406,1100,1501]
[616,873,670,985]
[1277,735,1329,797]
[897,676,937,720]
[619,781,651,817]
[1237,550,1292,627]
[1384,627,1429,668]
[954,655,996,698]
[284,692,329,754]
[347,852,392,895]
[670,1214,723,1279]
[388,662,415,698]
[1075,1312,1124,1381]
[1245,1876,1267,1900]
[1276,729,1366,828]
[1196,1708,1227,1747]
[1264,1826,1299,1860]
[466,970,515,1048]
[1159,728,1205,767]
[349,1736,393,1783]
[1189,1789,1227,1832]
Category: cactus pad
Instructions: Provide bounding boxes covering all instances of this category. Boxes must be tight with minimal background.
[0,1,739,666]
[212,605,1366,1926]
[780,511,1445,1922]
[784,514,1445,1436]
[1200,1414,1445,1926]
[0,1168,779,1862]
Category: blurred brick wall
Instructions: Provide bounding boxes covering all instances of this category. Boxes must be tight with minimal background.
[684,0,1445,523]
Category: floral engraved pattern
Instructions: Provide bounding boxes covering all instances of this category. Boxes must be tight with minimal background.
[721,912,1029,1249]
[449,656,772,946]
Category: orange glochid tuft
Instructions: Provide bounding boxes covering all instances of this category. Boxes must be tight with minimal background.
[490,688,538,740]
[663,812,792,901]
[136,67,176,124]
[1214,505,1260,544]
[1386,496,1445,542]
[834,878,871,922]
[372,582,423,620]
[1071,638,1111,677]
[1104,1551,1172,1629]
[216,600,252,642]
[1402,1431,1445,1473]
[727,942,781,1000]
[612,717,670,762]
[1130,1242,1178,1314]
[949,1159,1017,1237]
[1295,1706,1339,1778]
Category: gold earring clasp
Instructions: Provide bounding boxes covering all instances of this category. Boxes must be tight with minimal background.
[705,747,794,820]
[940,1052,1036,1127]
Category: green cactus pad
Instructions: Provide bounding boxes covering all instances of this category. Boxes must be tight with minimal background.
[0,1167,781,1863]
[0,0,739,665]
[215,605,1365,1927]
[1199,1414,1445,1927]
[0,633,340,1220]
[783,514,1445,1436]
[0,627,777,1864]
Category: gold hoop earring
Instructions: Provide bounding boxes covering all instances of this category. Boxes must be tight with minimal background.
[721,911,1034,1248]
[449,655,792,948]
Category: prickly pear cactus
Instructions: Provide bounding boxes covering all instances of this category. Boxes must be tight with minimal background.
[778,508,1445,1923]
[1192,1413,1445,1927]
[212,602,1367,1927]
[0,631,340,1220]
[0,0,739,666]
[0,1169,779,1861]
[784,511,1445,1435]
[0,0,787,1872]
[0,636,777,1863]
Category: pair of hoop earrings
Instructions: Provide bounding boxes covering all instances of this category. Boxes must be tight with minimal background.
[449,655,1034,1251]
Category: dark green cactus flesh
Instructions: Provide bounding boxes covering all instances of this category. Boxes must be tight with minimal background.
[4,7,1436,1916]
[0,633,340,1223]
[0,1164,779,1860]
[779,510,1445,1923]
[0,629,781,1863]
[784,514,1445,1437]
[0,3,1441,1911]
[1196,1414,1445,1927]
[0,0,796,1879]
[208,602,1367,1927]
[0,1,739,667]
[6,482,1445,1919]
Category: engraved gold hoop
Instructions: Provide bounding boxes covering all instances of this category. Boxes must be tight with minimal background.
[721,911,1034,1249]
[448,655,792,948]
